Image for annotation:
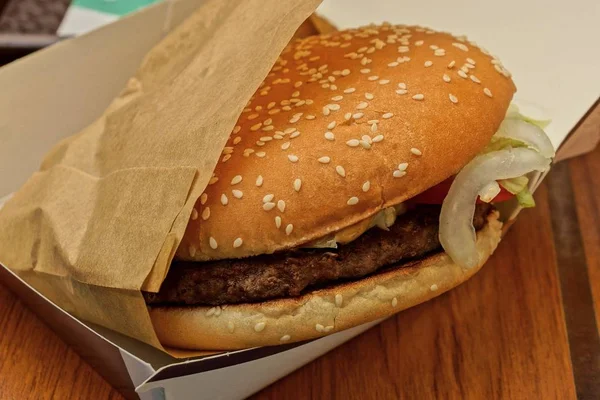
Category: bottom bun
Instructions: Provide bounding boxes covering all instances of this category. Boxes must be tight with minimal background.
[149,211,502,351]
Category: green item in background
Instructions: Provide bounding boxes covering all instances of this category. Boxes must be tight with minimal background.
[73,0,163,16]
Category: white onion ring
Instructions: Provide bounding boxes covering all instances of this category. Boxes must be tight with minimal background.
[495,119,555,158]
[440,148,550,269]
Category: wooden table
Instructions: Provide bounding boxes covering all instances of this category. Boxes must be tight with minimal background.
[0,137,598,398]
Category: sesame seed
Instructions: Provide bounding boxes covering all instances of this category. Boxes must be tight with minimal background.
[200,193,208,205]
[332,95,343,101]
[277,200,286,213]
[398,162,408,171]
[264,118,273,125]
[484,87,493,97]
[396,89,408,95]
[360,140,372,149]
[341,69,350,76]
[411,147,423,156]
[382,113,393,119]
[362,135,372,144]
[466,57,476,65]
[324,131,335,141]
[347,196,359,205]
[398,82,407,89]
[430,284,439,291]
[434,49,446,56]
[291,91,300,98]
[232,190,243,199]
[318,156,331,164]
[294,81,302,88]
[221,194,229,206]
[360,68,371,74]
[398,46,409,53]
[290,131,300,139]
[281,142,291,150]
[286,224,294,235]
[209,237,218,249]
[254,322,266,332]
[284,127,296,134]
[344,87,356,94]
[256,175,263,187]
[231,175,242,185]
[356,101,369,110]
[346,139,360,147]
[315,324,325,332]
[335,294,343,307]
[448,60,456,68]
[293,179,302,192]
[233,126,241,134]
[191,208,198,220]
[379,79,390,85]
[452,42,469,52]
[429,45,439,50]
[336,165,346,177]
[458,70,468,79]
[412,94,424,100]
[393,170,406,178]
[275,216,282,229]
[353,113,364,119]
[327,121,337,130]
[263,202,276,211]
[322,107,331,116]
[449,94,458,104]
[365,93,374,100]
[370,123,378,133]
[256,152,266,158]
[344,113,352,121]
[415,40,424,46]
[372,134,384,143]
[206,307,216,317]
[250,123,262,131]
[443,74,451,83]
[460,66,469,73]
[256,141,265,147]
[201,207,210,220]
[388,61,399,67]
[288,154,299,163]
[214,306,222,316]
[424,60,433,67]
[263,194,274,203]
[248,113,259,120]
[470,75,481,84]
[260,136,272,142]
[233,238,243,248]
[324,326,334,332]
[392,297,398,307]
[280,335,291,342]
[268,109,280,115]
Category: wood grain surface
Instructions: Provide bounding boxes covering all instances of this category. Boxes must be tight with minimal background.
[0,143,598,399]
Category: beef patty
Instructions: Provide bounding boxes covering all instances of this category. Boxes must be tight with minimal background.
[144,204,492,306]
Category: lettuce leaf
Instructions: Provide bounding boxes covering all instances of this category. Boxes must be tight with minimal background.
[499,176,529,195]
[516,186,536,208]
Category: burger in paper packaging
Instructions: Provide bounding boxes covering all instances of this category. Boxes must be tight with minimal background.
[144,24,554,350]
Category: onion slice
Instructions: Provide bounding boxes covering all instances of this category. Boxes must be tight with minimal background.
[495,119,555,159]
[478,181,501,203]
[439,148,551,269]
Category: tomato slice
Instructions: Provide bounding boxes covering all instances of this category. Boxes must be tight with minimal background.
[410,178,514,204]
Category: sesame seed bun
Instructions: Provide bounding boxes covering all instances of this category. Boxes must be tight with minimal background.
[151,210,501,350]
[178,24,515,262]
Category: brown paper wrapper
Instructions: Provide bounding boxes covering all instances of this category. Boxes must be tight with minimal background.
[0,0,321,354]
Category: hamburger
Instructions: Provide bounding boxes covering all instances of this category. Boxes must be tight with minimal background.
[144,23,554,350]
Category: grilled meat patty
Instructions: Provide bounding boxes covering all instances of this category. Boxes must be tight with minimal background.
[144,204,492,306]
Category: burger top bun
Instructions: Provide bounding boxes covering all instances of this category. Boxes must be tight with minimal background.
[178,24,515,261]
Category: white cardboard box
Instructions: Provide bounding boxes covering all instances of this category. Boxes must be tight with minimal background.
[0,0,598,399]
